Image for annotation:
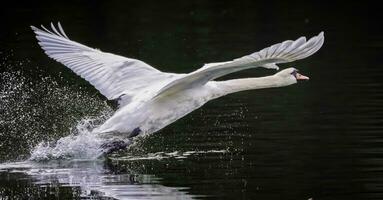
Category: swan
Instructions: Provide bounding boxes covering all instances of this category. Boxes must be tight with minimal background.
[31,23,324,152]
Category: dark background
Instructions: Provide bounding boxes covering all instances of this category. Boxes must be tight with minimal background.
[1,0,383,199]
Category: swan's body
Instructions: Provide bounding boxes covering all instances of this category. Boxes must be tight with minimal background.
[96,81,221,135]
[32,23,324,139]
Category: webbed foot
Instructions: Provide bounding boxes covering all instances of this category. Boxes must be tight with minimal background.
[100,140,129,154]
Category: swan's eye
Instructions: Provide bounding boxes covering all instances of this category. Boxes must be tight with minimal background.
[291,70,298,76]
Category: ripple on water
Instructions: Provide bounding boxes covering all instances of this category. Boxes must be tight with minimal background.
[111,149,228,161]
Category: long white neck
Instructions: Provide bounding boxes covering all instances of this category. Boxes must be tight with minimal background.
[214,75,292,96]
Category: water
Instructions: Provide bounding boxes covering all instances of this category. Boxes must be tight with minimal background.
[1,1,383,199]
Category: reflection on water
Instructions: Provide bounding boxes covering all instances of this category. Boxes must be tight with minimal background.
[0,149,229,199]
[0,160,194,199]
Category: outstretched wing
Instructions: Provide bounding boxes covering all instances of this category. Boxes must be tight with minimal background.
[154,32,324,98]
[32,22,177,103]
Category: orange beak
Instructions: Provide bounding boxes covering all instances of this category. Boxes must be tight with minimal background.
[296,73,309,80]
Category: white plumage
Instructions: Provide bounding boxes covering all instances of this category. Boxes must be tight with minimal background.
[32,22,324,137]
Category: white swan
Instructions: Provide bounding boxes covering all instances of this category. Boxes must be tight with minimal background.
[31,23,324,140]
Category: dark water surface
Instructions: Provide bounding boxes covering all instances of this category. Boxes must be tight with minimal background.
[1,1,383,199]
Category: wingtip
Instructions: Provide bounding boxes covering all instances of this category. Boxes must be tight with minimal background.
[298,36,307,42]
[30,25,38,31]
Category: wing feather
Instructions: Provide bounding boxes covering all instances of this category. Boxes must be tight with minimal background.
[154,32,324,98]
[32,22,178,105]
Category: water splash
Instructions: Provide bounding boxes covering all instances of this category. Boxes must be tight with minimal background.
[29,113,111,161]
[0,57,113,161]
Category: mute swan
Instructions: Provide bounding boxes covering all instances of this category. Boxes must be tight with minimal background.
[31,23,324,151]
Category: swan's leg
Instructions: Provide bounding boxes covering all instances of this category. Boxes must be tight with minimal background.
[100,140,131,154]
[99,128,141,155]
[127,127,141,138]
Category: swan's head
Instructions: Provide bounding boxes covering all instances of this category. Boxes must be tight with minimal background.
[274,68,309,85]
